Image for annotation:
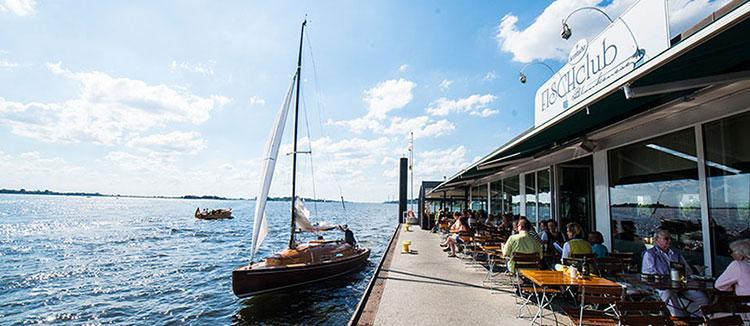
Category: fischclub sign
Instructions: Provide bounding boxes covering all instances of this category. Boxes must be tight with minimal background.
[534,0,670,127]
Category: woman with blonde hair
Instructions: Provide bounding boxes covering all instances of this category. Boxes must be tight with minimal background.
[561,222,592,260]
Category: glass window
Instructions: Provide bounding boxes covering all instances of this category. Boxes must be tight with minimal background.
[490,180,502,215]
[504,175,521,216]
[608,128,704,269]
[538,169,552,221]
[471,185,487,211]
[525,173,537,222]
[704,111,750,276]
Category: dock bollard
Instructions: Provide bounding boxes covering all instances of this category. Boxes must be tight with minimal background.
[403,224,411,232]
[401,240,411,254]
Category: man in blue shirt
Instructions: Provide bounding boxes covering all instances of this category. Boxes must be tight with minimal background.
[642,229,708,317]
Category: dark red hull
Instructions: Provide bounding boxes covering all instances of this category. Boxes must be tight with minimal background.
[232,248,370,298]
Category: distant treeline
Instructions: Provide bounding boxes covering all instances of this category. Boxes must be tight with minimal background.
[383,199,417,204]
[0,188,350,203]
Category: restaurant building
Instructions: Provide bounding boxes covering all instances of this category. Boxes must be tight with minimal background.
[427,0,750,277]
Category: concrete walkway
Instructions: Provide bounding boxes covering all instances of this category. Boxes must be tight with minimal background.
[370,227,570,326]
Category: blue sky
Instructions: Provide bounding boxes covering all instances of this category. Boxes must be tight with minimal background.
[0,0,728,202]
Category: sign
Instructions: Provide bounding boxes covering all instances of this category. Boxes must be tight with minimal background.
[534,0,669,127]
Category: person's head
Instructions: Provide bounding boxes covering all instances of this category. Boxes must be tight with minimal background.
[729,239,750,261]
[653,229,672,251]
[566,222,584,239]
[539,220,549,232]
[621,221,636,233]
[518,218,530,232]
[453,212,461,219]
[547,220,558,232]
[511,220,518,232]
[502,214,510,223]
[588,231,604,245]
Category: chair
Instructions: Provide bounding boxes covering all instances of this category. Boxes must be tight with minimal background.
[700,295,750,322]
[563,285,623,326]
[572,253,596,259]
[511,253,553,319]
[595,257,628,277]
[705,315,743,326]
[609,252,636,272]
[616,301,675,326]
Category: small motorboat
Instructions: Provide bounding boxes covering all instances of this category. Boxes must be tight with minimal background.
[195,207,233,220]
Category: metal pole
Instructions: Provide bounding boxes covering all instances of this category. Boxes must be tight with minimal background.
[289,19,306,249]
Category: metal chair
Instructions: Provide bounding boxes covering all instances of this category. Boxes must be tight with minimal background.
[563,285,623,325]
[616,301,675,326]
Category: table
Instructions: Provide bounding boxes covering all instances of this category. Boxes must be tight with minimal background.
[520,270,621,325]
[617,273,715,316]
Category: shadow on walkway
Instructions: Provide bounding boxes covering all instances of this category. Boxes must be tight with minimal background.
[380,268,515,294]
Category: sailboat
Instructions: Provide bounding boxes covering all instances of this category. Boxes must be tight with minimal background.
[232,20,370,298]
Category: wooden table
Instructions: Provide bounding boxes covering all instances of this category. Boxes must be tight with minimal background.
[617,273,715,316]
[520,270,621,325]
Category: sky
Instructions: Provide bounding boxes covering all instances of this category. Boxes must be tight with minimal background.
[0,0,730,202]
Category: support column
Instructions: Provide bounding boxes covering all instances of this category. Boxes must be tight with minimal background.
[593,150,612,250]
[399,158,408,224]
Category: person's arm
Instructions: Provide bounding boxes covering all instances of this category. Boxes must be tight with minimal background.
[502,237,513,258]
[553,242,563,253]
[540,231,548,242]
[561,242,571,259]
[642,250,656,274]
[714,261,738,292]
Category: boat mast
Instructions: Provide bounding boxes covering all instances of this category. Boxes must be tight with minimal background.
[289,19,306,249]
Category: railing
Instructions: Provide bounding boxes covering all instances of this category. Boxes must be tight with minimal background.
[347,223,401,326]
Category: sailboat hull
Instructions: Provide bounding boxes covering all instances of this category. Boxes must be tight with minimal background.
[232,247,370,298]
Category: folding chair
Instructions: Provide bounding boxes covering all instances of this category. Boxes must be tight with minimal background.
[594,257,628,278]
[513,253,559,324]
[616,301,675,326]
[705,315,743,326]
[700,295,750,324]
[563,285,623,325]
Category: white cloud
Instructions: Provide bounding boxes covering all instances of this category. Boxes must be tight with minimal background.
[426,94,497,116]
[0,0,36,16]
[363,78,415,119]
[0,63,230,145]
[0,60,18,69]
[169,60,215,76]
[398,64,409,72]
[383,146,470,180]
[127,131,207,155]
[439,79,453,92]
[249,96,266,106]
[470,108,499,118]
[496,0,728,63]
[384,116,455,139]
[483,71,497,81]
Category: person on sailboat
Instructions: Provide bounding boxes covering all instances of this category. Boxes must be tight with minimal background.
[340,224,357,246]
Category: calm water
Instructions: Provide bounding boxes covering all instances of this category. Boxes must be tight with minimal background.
[0,194,397,325]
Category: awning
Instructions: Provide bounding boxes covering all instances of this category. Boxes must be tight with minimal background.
[431,1,750,194]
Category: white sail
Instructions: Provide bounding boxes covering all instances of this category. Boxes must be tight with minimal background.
[294,198,337,232]
[250,73,297,261]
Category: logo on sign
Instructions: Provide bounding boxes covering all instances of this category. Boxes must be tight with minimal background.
[568,39,588,64]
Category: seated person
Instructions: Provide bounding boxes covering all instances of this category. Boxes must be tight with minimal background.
[502,219,542,273]
[588,231,608,258]
[541,220,566,253]
[715,239,750,322]
[561,222,592,260]
[715,239,750,295]
[441,213,469,257]
[519,216,541,243]
[340,224,356,246]
[642,229,708,317]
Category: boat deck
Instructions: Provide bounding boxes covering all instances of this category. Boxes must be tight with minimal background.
[354,227,571,326]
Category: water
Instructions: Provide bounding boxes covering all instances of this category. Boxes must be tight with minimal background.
[0,194,397,325]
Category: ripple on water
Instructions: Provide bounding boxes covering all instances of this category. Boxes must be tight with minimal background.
[0,195,396,324]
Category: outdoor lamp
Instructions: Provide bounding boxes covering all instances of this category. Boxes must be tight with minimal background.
[560,22,572,40]
[518,61,556,84]
[561,6,643,58]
